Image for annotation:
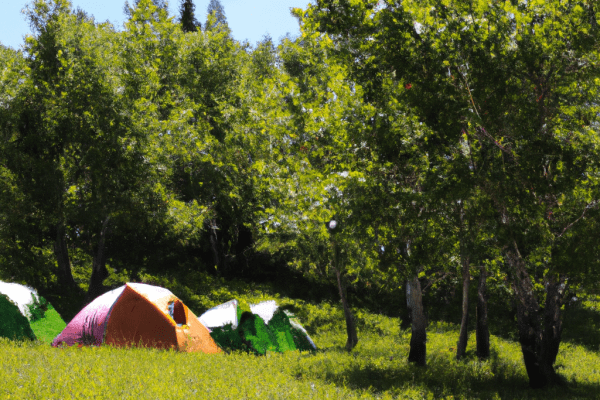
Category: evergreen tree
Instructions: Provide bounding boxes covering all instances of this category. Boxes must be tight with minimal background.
[205,0,227,30]
[179,0,199,32]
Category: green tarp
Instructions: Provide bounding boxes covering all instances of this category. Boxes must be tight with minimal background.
[202,300,316,355]
[0,293,36,342]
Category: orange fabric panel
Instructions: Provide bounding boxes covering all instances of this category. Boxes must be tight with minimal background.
[105,285,178,350]
[151,296,177,326]
[176,306,222,354]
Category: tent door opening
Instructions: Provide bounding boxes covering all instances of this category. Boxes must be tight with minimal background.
[169,300,187,326]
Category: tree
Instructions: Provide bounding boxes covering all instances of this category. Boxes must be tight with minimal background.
[123,0,167,18]
[1,0,164,317]
[302,0,600,388]
[172,14,255,277]
[289,2,444,365]
[179,0,200,32]
[246,31,382,351]
[0,45,59,294]
[452,195,497,361]
[205,0,227,30]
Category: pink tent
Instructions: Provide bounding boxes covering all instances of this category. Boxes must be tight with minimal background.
[52,283,220,353]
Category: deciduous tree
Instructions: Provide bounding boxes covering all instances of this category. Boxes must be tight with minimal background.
[302,0,600,387]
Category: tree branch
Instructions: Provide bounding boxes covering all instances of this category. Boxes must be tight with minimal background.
[557,200,599,238]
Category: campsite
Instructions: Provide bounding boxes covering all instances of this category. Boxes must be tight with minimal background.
[1,0,600,398]
[1,272,599,399]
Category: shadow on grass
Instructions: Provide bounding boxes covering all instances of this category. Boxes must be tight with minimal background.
[562,301,600,352]
[302,347,600,399]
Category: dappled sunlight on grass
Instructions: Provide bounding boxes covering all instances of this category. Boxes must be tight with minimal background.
[2,291,598,399]
[562,295,600,353]
[300,328,599,399]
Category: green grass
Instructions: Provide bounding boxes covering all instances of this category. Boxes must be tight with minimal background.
[1,297,599,399]
[29,304,67,345]
[6,271,598,399]
[562,295,600,353]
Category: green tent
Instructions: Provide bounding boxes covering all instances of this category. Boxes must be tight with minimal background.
[200,299,316,355]
[238,311,278,355]
[283,310,316,352]
[0,281,66,344]
[267,308,297,352]
[0,293,36,342]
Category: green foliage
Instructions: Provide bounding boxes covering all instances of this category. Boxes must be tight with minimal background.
[0,294,36,342]
[298,0,600,385]
[1,0,599,392]
[205,0,227,31]
[179,0,199,33]
[276,299,346,336]
[26,293,49,322]
[562,295,600,352]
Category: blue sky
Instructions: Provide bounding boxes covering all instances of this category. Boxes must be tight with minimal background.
[0,0,313,50]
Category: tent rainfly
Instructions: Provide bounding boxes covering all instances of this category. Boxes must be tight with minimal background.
[0,281,44,321]
[52,283,221,353]
[0,293,36,341]
[199,299,317,354]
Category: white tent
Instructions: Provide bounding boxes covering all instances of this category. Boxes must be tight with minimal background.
[250,300,278,324]
[199,299,280,327]
[0,281,41,321]
[285,310,317,350]
[250,300,317,350]
[198,299,239,330]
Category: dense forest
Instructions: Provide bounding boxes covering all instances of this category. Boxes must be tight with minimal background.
[1,0,599,390]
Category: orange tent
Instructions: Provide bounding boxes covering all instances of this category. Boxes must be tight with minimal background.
[52,283,221,353]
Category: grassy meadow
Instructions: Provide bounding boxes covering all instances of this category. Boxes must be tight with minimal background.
[1,279,599,399]
[29,305,66,345]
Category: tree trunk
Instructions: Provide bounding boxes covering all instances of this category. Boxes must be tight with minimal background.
[48,224,85,322]
[334,258,358,351]
[399,280,411,330]
[507,241,565,388]
[407,275,427,366]
[456,256,470,360]
[86,216,111,303]
[208,218,221,276]
[476,265,490,360]
[53,223,76,288]
[541,274,566,380]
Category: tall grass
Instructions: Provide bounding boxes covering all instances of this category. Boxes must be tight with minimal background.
[1,295,598,399]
